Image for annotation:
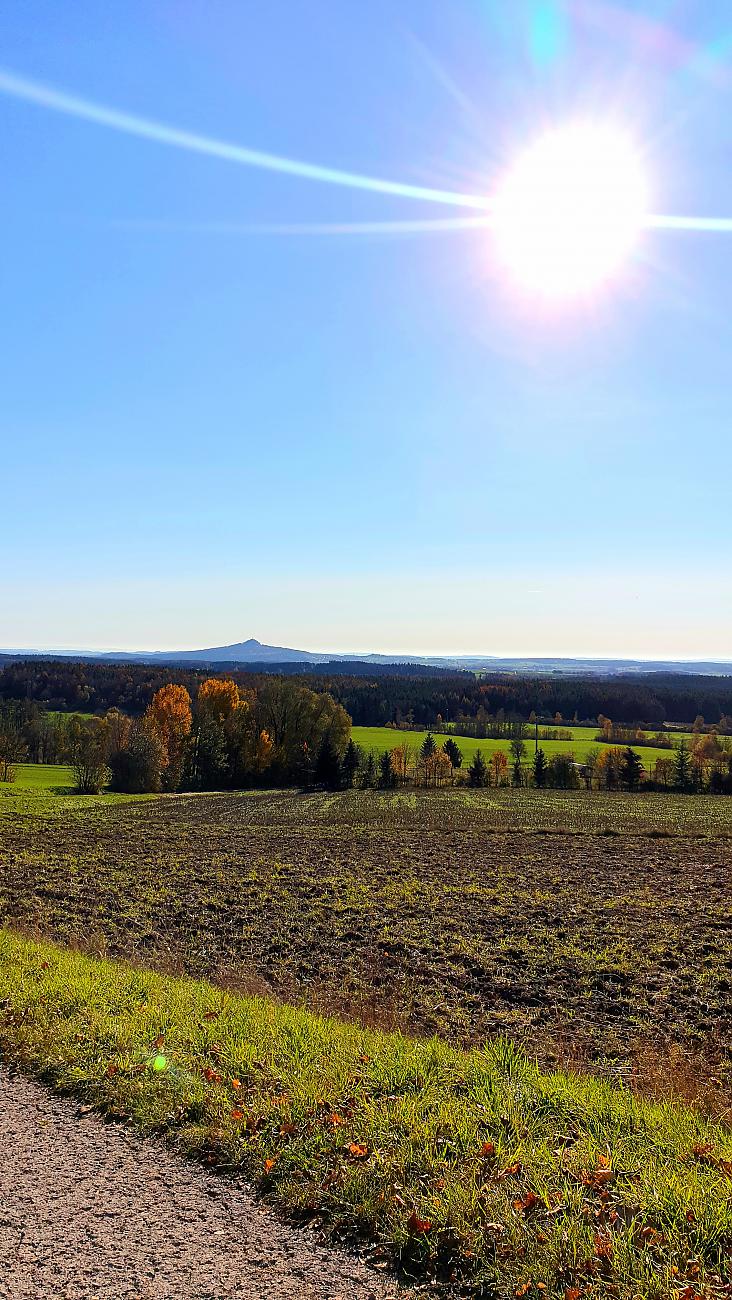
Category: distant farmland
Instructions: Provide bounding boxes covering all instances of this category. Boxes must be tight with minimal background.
[351,723,677,768]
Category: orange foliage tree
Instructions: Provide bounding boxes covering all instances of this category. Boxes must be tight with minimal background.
[490,750,508,787]
[146,683,192,790]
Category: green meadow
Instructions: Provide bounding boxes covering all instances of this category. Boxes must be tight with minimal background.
[351,725,677,769]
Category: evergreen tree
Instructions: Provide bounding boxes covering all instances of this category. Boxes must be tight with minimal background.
[359,752,377,789]
[620,746,643,791]
[673,739,691,792]
[341,739,360,788]
[467,750,488,787]
[420,732,436,761]
[379,750,397,788]
[315,733,341,789]
[512,757,523,787]
[443,738,463,769]
[532,747,547,788]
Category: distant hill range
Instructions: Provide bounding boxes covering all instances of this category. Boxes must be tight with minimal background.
[2,636,732,676]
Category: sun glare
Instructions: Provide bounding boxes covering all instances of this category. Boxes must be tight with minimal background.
[492,122,649,301]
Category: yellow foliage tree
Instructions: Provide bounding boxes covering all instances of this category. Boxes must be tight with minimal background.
[197,678,240,722]
[254,729,274,773]
[390,743,414,782]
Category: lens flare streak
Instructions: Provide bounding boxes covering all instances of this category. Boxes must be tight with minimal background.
[1,67,731,242]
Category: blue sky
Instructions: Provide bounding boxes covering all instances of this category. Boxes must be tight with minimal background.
[2,1,732,656]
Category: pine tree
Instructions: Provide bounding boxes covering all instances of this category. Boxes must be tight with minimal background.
[341,739,360,789]
[532,747,547,788]
[620,747,643,791]
[420,732,436,761]
[467,750,488,787]
[673,739,691,792]
[379,750,396,788]
[359,752,377,789]
[443,738,463,769]
[512,757,523,787]
[315,734,341,789]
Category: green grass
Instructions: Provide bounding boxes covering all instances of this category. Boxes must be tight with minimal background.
[1,929,730,1296]
[7,762,76,791]
[0,762,150,815]
[351,726,676,770]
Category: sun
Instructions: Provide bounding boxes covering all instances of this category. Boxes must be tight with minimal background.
[491,121,649,300]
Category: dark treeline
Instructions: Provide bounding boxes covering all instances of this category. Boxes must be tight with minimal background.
[3,658,732,729]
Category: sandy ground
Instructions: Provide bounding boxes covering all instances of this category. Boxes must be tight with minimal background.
[0,1067,399,1300]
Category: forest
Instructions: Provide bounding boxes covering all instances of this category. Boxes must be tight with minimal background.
[3,656,732,729]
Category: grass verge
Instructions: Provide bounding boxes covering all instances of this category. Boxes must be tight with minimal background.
[1,929,730,1297]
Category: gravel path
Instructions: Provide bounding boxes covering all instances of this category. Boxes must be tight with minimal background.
[0,1068,399,1300]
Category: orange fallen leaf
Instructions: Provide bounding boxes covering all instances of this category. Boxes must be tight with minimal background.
[407,1209,432,1235]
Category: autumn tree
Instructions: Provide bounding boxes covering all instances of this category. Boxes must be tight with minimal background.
[653,756,673,788]
[490,750,508,787]
[146,683,192,791]
[197,678,240,721]
[390,743,414,783]
[595,746,623,790]
[583,746,600,791]
[254,729,274,774]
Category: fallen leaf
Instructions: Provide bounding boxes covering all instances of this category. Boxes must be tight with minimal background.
[407,1209,432,1235]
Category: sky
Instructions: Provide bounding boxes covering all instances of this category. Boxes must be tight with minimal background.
[2,0,732,658]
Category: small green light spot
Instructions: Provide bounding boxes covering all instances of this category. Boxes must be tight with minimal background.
[152,1054,168,1072]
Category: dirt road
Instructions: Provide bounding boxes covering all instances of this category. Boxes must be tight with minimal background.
[0,1067,397,1299]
